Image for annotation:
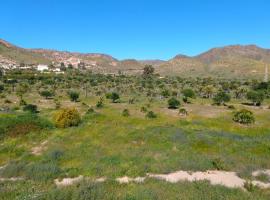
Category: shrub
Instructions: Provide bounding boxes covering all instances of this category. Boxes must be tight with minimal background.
[122,109,130,117]
[23,104,38,113]
[86,107,95,114]
[168,97,180,109]
[106,92,120,103]
[0,114,53,139]
[0,85,4,93]
[212,158,226,170]
[233,109,255,124]
[140,106,147,113]
[40,90,54,99]
[213,91,231,105]
[19,98,27,106]
[68,91,80,102]
[182,88,196,98]
[96,97,104,108]
[179,108,188,116]
[146,111,157,119]
[54,108,81,128]
[4,99,12,104]
[246,90,264,106]
[143,65,155,77]
[26,162,62,181]
[227,105,236,110]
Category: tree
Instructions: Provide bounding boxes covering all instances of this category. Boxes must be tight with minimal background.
[40,90,54,99]
[168,97,180,109]
[246,90,264,106]
[23,104,38,113]
[233,109,255,124]
[182,88,196,99]
[68,91,80,102]
[143,65,155,77]
[0,85,4,93]
[54,108,81,128]
[213,91,231,105]
[201,85,215,98]
[110,92,120,103]
[16,83,30,100]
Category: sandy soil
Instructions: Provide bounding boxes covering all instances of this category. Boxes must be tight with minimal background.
[31,140,48,155]
[53,169,270,190]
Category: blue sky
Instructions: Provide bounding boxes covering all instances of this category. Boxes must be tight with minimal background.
[0,0,269,60]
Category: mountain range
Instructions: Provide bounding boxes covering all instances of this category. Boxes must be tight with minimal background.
[1,39,269,79]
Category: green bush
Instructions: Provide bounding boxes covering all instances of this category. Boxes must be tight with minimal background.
[179,108,188,116]
[140,106,147,113]
[122,109,130,117]
[106,92,120,103]
[146,111,157,119]
[40,90,54,99]
[68,91,80,102]
[213,91,231,105]
[233,109,255,124]
[96,97,104,108]
[182,88,196,98]
[23,104,38,113]
[168,97,180,109]
[246,90,264,106]
[54,108,81,128]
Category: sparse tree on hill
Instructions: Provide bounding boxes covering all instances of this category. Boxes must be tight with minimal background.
[143,65,155,77]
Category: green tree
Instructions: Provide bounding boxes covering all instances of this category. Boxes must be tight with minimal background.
[182,88,196,98]
[68,91,80,102]
[40,90,54,99]
[246,90,264,106]
[213,91,231,105]
[111,92,120,103]
[168,97,180,109]
[23,104,38,113]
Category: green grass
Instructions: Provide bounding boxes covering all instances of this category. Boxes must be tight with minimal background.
[0,87,270,199]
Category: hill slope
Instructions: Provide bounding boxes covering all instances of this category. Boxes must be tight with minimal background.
[0,39,269,78]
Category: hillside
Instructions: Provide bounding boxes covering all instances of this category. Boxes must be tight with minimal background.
[0,39,270,78]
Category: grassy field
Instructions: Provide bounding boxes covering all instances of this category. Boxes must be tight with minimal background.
[0,92,270,199]
[0,72,270,199]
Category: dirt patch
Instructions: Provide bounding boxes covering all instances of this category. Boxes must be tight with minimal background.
[54,175,84,187]
[252,169,270,177]
[0,177,24,182]
[52,169,270,190]
[116,176,145,184]
[31,140,48,155]
[148,170,245,189]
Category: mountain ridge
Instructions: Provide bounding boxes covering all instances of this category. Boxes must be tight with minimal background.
[0,39,269,78]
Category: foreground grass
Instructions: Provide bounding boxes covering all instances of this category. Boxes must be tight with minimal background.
[1,179,270,200]
[0,97,270,199]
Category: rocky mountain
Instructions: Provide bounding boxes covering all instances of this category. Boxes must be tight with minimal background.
[0,39,269,78]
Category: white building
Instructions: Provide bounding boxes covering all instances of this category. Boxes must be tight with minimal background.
[37,64,49,72]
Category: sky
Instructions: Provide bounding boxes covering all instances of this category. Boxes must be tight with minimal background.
[0,0,270,60]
